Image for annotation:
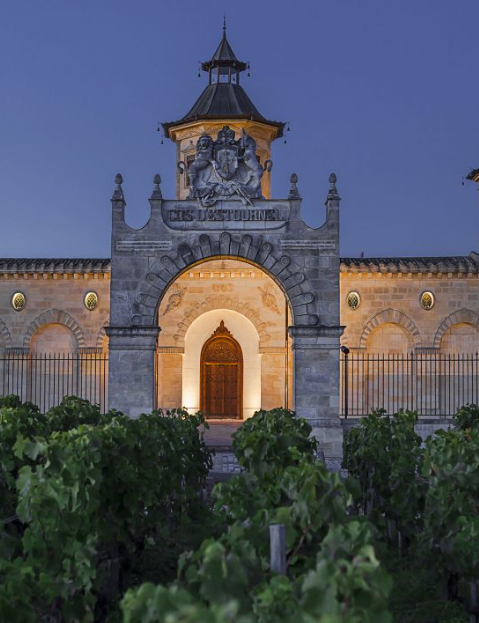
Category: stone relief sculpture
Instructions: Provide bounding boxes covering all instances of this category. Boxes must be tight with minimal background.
[258,284,280,315]
[179,126,272,207]
[162,284,186,315]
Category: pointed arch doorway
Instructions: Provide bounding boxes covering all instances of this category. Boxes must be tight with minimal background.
[200,320,243,419]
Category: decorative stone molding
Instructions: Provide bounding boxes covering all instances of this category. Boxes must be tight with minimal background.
[259,346,286,354]
[135,234,319,328]
[162,284,186,315]
[0,258,111,274]
[172,294,271,346]
[77,347,103,355]
[359,308,422,350]
[5,347,28,355]
[433,308,479,349]
[341,254,479,275]
[105,326,161,350]
[23,309,86,349]
[258,284,280,314]
[157,346,184,354]
[0,317,12,348]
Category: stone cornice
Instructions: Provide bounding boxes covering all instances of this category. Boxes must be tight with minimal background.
[0,258,111,275]
[2,254,479,277]
[340,253,479,274]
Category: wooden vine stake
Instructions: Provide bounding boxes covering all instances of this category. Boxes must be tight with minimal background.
[270,523,287,575]
[470,581,478,623]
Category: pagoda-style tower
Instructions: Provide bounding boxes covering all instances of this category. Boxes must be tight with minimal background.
[162,23,284,199]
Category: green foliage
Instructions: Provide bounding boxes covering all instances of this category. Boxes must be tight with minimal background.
[210,460,352,578]
[0,397,47,530]
[0,396,213,622]
[44,395,122,431]
[342,410,425,542]
[297,521,392,623]
[131,408,393,623]
[124,521,392,623]
[231,408,317,479]
[122,583,250,623]
[423,427,479,581]
[453,404,479,431]
[385,549,467,623]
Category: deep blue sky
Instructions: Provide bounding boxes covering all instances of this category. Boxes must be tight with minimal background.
[1,0,478,258]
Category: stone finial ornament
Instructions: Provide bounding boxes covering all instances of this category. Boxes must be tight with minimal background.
[288,173,300,199]
[112,173,124,200]
[327,172,340,201]
[151,173,162,200]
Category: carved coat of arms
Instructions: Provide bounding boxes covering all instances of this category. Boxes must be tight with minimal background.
[180,126,272,208]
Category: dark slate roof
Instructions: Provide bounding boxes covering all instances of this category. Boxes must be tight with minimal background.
[340,254,479,273]
[163,28,284,137]
[0,258,111,273]
[163,83,285,137]
[201,30,246,71]
[163,81,285,136]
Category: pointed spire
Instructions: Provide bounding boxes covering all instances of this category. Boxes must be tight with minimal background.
[201,23,247,73]
[162,26,285,140]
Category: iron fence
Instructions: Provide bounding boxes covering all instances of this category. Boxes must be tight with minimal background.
[341,352,479,418]
[0,353,109,413]
[3,351,477,419]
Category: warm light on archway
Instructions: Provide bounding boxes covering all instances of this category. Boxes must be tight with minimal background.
[182,308,261,419]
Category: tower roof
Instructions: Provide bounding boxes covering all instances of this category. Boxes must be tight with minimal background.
[162,24,285,138]
[201,20,247,72]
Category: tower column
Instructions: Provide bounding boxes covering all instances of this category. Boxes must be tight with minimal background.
[289,325,344,461]
[106,326,160,417]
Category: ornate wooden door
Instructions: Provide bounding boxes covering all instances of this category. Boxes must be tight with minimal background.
[200,321,243,419]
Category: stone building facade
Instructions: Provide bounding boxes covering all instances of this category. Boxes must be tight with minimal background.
[1,27,479,463]
[340,255,479,354]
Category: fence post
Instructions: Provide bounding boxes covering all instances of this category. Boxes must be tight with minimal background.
[341,346,350,418]
[269,523,287,575]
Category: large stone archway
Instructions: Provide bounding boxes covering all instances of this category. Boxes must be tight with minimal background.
[155,257,292,416]
[106,173,343,459]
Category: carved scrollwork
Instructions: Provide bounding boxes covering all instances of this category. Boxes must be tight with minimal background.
[258,284,280,315]
[162,284,187,316]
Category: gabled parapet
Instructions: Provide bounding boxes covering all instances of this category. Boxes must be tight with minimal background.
[109,172,341,329]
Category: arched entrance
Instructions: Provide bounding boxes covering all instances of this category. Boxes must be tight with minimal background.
[200,320,243,419]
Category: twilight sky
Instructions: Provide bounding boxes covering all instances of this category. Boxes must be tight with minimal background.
[0,0,478,258]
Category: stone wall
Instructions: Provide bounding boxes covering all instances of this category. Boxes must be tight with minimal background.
[0,264,110,354]
[1,260,478,362]
[340,263,479,353]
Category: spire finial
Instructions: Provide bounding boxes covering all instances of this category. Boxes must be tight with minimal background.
[327,172,340,201]
[150,173,162,200]
[112,173,124,200]
[223,14,226,34]
[288,173,300,199]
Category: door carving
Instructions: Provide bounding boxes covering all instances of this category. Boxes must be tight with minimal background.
[200,320,243,419]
